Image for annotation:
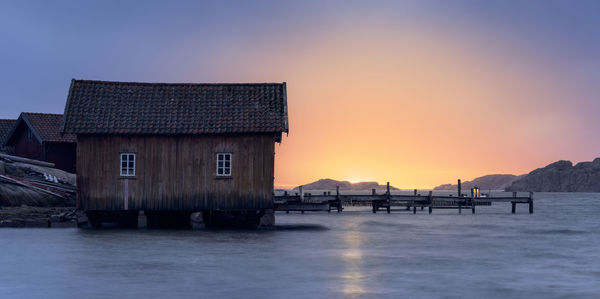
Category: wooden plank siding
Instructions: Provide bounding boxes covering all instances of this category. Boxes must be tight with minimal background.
[76,134,275,211]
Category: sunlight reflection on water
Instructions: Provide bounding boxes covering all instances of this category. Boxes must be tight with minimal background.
[341,223,366,296]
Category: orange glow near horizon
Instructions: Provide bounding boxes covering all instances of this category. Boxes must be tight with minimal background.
[194,17,599,190]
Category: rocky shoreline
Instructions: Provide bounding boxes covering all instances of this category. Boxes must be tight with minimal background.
[0,206,77,228]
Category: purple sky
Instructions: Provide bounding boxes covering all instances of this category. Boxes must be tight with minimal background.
[1,0,599,186]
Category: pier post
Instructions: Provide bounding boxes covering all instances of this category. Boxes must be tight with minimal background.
[511,202,516,214]
[414,189,417,196]
[336,186,342,213]
[529,192,534,214]
[299,186,304,202]
[386,182,391,214]
[458,179,461,197]
[458,205,462,214]
[137,211,147,228]
[413,205,416,214]
[471,191,476,214]
[428,191,433,214]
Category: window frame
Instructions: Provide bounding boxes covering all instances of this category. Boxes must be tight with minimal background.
[216,152,232,177]
[120,153,136,177]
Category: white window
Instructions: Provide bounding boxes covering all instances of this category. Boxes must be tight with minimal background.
[216,153,232,176]
[120,153,135,177]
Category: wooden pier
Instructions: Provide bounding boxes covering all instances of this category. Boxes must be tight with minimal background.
[274,181,534,215]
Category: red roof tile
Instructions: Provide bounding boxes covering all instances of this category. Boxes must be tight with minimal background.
[22,113,76,143]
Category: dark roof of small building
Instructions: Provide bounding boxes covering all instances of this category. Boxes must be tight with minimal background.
[5,113,76,146]
[61,79,289,136]
[0,119,17,153]
[0,119,16,143]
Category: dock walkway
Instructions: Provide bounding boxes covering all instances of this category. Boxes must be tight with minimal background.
[274,181,533,214]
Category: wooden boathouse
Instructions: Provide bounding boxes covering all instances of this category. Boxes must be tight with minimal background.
[61,79,288,228]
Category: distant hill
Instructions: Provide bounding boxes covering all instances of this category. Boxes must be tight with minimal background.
[507,158,600,192]
[434,174,522,191]
[294,179,399,191]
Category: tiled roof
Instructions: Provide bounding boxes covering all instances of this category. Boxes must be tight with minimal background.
[22,113,76,143]
[5,113,76,145]
[61,80,289,135]
[0,119,16,143]
[0,119,16,153]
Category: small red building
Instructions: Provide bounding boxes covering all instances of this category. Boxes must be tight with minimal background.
[4,112,76,173]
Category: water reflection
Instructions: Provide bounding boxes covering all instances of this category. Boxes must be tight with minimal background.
[341,226,366,296]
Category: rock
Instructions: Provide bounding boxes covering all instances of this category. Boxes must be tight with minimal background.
[434,174,523,191]
[259,209,275,226]
[294,179,399,191]
[507,158,600,192]
[190,212,204,229]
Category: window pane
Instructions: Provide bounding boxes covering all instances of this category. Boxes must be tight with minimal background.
[217,168,223,175]
[122,162,127,168]
[129,154,135,161]
[128,169,134,175]
[121,154,127,161]
[121,168,126,175]
[225,161,230,167]
[218,154,223,161]
[218,161,223,167]
[225,154,230,161]
[129,161,134,168]
[224,168,230,175]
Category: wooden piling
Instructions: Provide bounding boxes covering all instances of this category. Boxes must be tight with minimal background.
[471,191,475,214]
[336,186,342,213]
[386,182,391,214]
[529,192,534,214]
[299,186,303,202]
[428,191,433,214]
[511,202,516,214]
[457,179,461,197]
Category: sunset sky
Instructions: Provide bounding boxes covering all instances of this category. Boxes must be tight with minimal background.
[1,1,599,188]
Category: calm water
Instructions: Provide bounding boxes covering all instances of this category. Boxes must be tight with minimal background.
[1,193,599,298]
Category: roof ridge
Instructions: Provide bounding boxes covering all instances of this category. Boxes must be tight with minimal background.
[22,112,64,116]
[72,79,285,86]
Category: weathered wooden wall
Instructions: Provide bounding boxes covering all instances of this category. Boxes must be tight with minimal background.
[12,123,43,161]
[76,134,275,211]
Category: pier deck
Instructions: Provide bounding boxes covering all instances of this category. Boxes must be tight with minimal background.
[274,182,533,214]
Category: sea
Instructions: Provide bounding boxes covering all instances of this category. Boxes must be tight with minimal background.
[1,193,599,298]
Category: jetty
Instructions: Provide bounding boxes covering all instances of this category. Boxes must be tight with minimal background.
[274,180,534,214]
